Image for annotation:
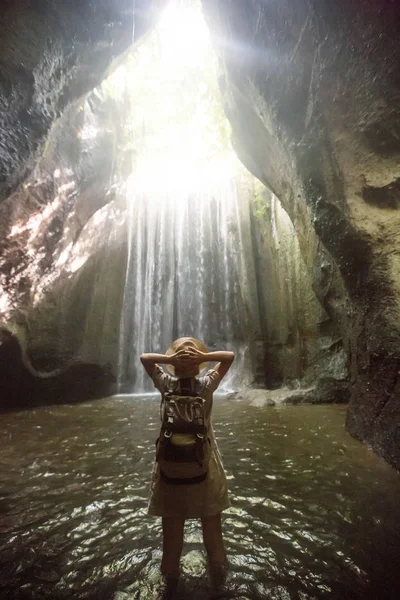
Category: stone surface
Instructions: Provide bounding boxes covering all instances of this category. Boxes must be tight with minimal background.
[250,187,348,391]
[202,0,400,467]
[228,383,348,408]
[0,82,130,384]
[0,0,166,403]
[0,328,116,411]
[0,0,166,202]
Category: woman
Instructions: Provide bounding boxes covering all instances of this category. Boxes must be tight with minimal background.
[140,337,234,598]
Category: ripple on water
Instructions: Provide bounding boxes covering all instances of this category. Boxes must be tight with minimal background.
[1,400,400,599]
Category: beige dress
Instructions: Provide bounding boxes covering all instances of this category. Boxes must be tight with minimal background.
[147,366,231,519]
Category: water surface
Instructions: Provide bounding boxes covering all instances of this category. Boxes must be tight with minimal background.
[1,397,400,599]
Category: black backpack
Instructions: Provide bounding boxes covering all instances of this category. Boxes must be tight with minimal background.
[156,377,211,484]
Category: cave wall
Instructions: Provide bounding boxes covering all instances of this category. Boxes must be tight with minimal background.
[0,0,167,407]
[202,0,400,468]
[0,0,166,203]
[0,85,132,364]
[251,186,348,397]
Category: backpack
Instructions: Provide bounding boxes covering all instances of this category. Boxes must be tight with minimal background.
[156,377,211,484]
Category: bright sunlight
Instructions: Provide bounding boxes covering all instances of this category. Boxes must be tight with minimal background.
[104,0,236,198]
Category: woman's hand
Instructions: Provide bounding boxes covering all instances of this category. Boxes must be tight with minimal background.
[167,349,195,367]
[167,347,205,369]
[179,347,206,365]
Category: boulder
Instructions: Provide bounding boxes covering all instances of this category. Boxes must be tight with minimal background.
[0,327,116,410]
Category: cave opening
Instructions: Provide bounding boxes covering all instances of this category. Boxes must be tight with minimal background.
[63,0,335,396]
[0,0,347,402]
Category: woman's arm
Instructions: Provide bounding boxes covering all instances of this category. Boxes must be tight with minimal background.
[140,353,169,378]
[204,351,234,381]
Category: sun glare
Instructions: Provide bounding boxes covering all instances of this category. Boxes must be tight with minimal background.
[105,0,235,202]
[132,154,235,197]
[157,0,213,69]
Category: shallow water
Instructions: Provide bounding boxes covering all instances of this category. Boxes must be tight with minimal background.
[1,397,400,600]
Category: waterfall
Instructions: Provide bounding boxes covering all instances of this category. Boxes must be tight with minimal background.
[110,0,262,393]
[117,157,261,393]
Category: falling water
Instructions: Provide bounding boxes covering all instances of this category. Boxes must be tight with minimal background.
[117,158,261,393]
[112,0,262,393]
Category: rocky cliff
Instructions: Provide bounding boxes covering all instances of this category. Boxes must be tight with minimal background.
[202,0,400,468]
[0,0,165,406]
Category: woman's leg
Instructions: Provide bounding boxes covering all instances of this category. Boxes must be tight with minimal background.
[161,517,185,579]
[201,514,228,589]
[201,513,227,565]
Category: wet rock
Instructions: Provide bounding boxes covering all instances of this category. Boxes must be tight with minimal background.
[0,328,116,411]
[0,1,166,402]
[0,0,167,202]
[202,0,400,468]
[314,379,350,405]
[241,387,315,408]
[250,193,347,393]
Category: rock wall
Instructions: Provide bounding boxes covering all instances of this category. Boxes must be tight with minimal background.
[202,0,400,467]
[0,0,166,407]
[0,79,136,408]
[0,0,166,202]
[251,186,348,397]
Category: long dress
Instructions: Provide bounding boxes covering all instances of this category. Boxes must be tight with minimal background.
[147,366,231,519]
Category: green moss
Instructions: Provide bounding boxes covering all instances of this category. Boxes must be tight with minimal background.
[253,188,269,219]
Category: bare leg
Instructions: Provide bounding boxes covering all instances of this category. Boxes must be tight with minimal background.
[201,513,227,565]
[161,517,185,579]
